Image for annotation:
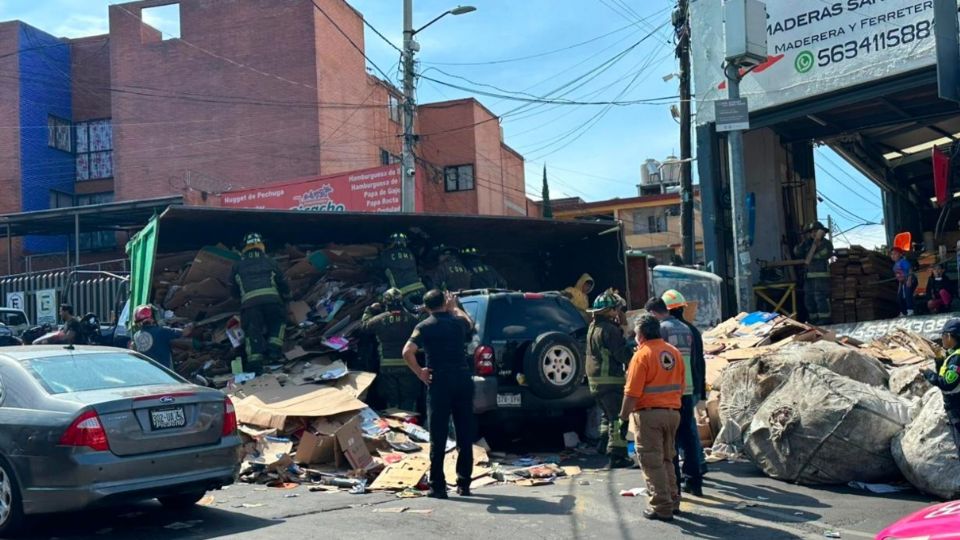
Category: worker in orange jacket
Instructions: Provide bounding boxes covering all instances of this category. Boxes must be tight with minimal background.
[620,314,686,522]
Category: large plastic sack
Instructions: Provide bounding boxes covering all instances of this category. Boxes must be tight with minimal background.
[718,341,889,431]
[744,363,912,484]
[888,361,935,402]
[892,389,960,499]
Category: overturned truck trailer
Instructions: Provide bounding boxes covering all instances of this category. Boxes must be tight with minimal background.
[125,206,629,312]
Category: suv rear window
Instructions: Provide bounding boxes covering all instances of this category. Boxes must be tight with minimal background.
[23,353,181,394]
[485,296,584,340]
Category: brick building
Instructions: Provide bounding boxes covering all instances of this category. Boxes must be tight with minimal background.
[0,0,527,271]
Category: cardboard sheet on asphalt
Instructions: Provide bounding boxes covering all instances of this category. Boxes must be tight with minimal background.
[369,456,430,491]
[236,384,367,429]
[443,445,493,486]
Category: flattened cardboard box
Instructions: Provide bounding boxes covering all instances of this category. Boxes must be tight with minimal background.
[335,415,374,471]
[235,383,367,430]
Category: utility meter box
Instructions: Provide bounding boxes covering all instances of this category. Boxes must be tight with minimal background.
[724,0,767,66]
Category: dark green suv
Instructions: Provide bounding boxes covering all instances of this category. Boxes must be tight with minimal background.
[458,290,593,419]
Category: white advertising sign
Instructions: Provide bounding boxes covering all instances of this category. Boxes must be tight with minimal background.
[691,0,950,124]
[5,292,24,311]
[35,289,57,325]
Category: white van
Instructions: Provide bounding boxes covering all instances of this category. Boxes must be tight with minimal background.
[0,309,30,337]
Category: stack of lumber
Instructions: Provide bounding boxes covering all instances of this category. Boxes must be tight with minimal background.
[830,246,899,323]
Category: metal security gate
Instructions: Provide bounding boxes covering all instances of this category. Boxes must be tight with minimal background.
[0,269,128,325]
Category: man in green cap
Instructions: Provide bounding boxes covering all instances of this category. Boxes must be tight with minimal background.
[585,288,632,469]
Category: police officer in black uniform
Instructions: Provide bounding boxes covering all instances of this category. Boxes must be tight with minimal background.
[460,247,508,290]
[231,232,289,374]
[402,289,475,499]
[361,288,421,412]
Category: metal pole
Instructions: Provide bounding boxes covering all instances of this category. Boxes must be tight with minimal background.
[677,0,695,265]
[74,212,80,269]
[724,63,753,314]
[5,224,11,275]
[400,0,417,213]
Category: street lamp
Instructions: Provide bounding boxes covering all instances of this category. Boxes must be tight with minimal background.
[400,4,477,213]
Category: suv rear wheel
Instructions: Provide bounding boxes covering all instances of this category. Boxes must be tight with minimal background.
[523,332,582,399]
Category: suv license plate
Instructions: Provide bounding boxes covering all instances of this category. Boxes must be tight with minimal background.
[497,393,522,408]
[150,407,186,430]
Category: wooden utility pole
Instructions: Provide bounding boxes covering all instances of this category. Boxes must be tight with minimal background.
[676,0,695,265]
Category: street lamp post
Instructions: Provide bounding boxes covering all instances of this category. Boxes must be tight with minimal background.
[401,3,476,213]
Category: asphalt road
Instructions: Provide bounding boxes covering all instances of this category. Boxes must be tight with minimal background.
[15,458,935,540]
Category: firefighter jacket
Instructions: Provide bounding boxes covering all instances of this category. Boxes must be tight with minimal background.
[380,245,424,295]
[360,310,419,368]
[586,317,631,386]
[231,251,289,308]
[434,256,472,292]
[794,238,834,279]
[462,255,508,289]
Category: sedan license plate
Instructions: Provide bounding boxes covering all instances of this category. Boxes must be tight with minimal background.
[150,407,186,430]
[497,393,522,408]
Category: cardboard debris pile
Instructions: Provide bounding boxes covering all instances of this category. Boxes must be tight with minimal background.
[703,312,953,497]
[229,370,583,494]
[148,243,383,384]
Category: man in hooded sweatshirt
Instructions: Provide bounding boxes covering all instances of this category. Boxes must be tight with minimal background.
[564,274,595,314]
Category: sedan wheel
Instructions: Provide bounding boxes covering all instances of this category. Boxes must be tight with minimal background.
[0,459,23,534]
[0,467,11,525]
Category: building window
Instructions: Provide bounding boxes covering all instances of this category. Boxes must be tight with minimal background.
[75,119,113,181]
[47,115,72,152]
[77,192,116,251]
[49,191,116,251]
[380,149,399,166]
[389,95,402,123]
[444,164,475,192]
[631,210,667,234]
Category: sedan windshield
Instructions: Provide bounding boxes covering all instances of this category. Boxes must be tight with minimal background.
[23,353,181,394]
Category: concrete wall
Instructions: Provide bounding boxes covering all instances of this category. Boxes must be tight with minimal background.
[18,23,74,253]
[743,128,790,267]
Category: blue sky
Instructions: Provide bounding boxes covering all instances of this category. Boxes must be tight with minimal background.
[0,0,886,247]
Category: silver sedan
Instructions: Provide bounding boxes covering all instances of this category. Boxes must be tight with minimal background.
[0,346,240,534]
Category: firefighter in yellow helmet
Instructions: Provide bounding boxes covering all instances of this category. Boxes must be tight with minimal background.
[585,289,632,468]
[231,233,289,375]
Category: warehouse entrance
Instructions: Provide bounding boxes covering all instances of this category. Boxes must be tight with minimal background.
[690,0,960,322]
[697,67,960,322]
